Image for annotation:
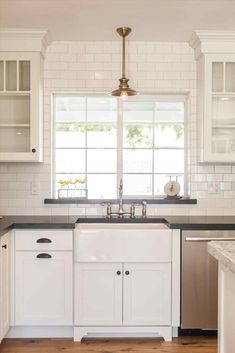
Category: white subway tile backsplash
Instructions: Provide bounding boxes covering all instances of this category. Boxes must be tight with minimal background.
[215,165,232,173]
[224,174,235,181]
[206,174,223,182]
[0,40,233,215]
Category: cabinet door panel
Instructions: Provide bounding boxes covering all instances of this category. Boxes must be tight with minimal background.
[202,55,235,162]
[0,232,10,339]
[15,251,72,325]
[123,263,171,325]
[75,263,122,325]
[0,53,43,162]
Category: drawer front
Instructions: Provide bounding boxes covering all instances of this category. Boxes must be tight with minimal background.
[15,230,73,251]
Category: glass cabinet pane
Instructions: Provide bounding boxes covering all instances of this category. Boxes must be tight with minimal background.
[225,63,235,92]
[0,127,30,152]
[0,61,3,91]
[6,61,17,91]
[212,62,223,92]
[212,96,235,125]
[19,61,30,91]
[212,128,235,154]
[0,95,30,124]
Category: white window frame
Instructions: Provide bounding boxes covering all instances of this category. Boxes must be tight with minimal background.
[52,93,188,199]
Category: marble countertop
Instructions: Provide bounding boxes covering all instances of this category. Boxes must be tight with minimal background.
[208,241,235,274]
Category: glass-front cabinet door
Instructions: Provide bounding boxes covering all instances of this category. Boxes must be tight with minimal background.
[204,54,235,162]
[0,53,42,162]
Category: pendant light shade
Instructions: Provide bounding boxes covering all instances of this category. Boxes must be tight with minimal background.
[110,27,138,97]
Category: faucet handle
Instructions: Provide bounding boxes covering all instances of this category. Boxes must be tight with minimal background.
[100,202,112,217]
[130,203,135,217]
[142,200,147,217]
[106,202,112,216]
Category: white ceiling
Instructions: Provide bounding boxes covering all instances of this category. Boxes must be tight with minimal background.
[0,0,235,42]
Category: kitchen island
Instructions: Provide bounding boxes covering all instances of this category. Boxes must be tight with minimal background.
[208,241,235,353]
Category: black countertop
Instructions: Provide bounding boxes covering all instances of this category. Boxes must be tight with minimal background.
[76,215,235,230]
[1,215,235,237]
[0,216,77,236]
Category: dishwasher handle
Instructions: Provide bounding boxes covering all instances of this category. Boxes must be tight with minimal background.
[185,236,235,242]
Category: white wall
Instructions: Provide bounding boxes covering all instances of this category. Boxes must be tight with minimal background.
[0,40,234,216]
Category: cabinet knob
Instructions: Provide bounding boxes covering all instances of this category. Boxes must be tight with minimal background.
[125,270,130,275]
[116,270,121,275]
[2,244,7,249]
[36,253,52,259]
[32,148,36,153]
[36,238,52,243]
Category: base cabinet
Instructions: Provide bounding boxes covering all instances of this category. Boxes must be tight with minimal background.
[15,251,73,325]
[123,263,171,325]
[0,232,10,341]
[75,263,122,326]
[75,262,171,327]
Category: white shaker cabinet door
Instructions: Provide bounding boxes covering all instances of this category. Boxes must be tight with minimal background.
[123,263,171,326]
[74,263,122,326]
[0,232,10,340]
[15,251,73,325]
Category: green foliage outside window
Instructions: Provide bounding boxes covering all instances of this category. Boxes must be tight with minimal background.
[56,122,183,147]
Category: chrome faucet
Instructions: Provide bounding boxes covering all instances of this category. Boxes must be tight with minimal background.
[103,179,136,217]
[117,178,125,215]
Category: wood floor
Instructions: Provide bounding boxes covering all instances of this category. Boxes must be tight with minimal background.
[0,337,217,353]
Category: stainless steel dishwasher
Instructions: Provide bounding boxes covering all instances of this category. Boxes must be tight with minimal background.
[181,230,235,330]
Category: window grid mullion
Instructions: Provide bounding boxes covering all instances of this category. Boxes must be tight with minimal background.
[85,97,88,190]
[117,98,123,198]
[152,103,155,197]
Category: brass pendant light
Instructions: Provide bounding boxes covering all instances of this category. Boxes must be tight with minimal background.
[110,27,138,97]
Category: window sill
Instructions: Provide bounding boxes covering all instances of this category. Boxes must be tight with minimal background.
[44,198,197,205]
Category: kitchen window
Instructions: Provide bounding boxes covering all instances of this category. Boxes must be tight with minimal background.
[53,94,187,199]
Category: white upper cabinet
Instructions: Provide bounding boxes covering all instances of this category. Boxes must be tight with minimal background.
[190,31,235,162]
[0,29,50,162]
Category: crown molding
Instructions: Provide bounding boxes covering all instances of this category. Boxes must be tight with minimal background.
[189,30,235,59]
[0,28,51,57]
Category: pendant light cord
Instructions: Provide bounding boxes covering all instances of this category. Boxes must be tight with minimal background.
[122,34,126,78]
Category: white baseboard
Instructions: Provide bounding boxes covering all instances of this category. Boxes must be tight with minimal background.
[6,326,73,338]
[6,325,175,341]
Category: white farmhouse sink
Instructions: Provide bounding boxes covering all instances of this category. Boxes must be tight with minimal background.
[74,223,171,263]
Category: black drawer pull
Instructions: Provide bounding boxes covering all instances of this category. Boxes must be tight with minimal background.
[116,271,121,275]
[37,253,52,259]
[36,238,52,243]
[2,244,7,249]
[125,270,130,275]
